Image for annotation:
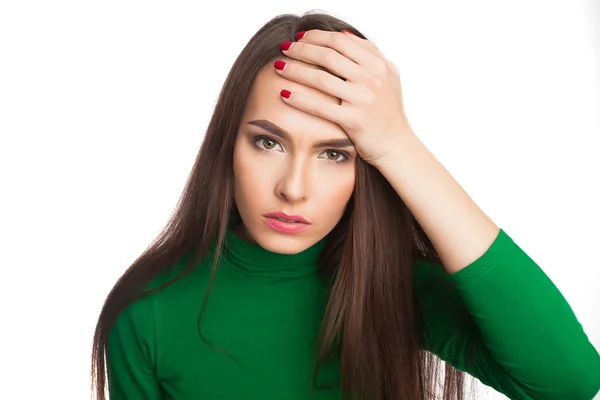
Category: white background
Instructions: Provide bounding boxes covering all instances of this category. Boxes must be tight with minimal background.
[0,1,598,399]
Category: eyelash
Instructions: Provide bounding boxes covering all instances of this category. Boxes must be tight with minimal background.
[252,135,351,164]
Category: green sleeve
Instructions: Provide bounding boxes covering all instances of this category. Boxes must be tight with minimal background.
[107,294,163,400]
[414,228,600,399]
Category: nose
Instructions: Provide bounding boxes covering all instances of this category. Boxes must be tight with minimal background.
[275,157,307,203]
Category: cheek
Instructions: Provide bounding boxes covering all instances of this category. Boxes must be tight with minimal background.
[233,143,273,208]
[314,170,355,217]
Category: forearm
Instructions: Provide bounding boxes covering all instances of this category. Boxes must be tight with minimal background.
[374,130,499,274]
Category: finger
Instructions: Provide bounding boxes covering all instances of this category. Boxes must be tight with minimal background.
[387,59,400,77]
[341,29,384,58]
[279,88,353,128]
[280,42,369,85]
[296,29,381,70]
[273,59,366,103]
[342,30,400,78]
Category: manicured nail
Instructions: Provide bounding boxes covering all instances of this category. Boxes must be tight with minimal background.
[280,41,293,51]
[280,89,292,98]
[343,29,356,36]
[274,60,286,70]
[295,31,306,40]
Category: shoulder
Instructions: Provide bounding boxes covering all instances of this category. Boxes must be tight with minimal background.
[146,249,214,295]
[107,291,157,373]
[108,252,200,353]
[111,251,202,333]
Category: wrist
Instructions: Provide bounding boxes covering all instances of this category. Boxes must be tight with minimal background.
[371,129,425,172]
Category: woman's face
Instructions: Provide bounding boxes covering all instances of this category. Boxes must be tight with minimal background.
[233,57,356,254]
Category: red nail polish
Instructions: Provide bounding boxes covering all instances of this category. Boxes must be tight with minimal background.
[295,31,306,40]
[343,29,356,36]
[280,41,293,51]
[280,89,292,98]
[274,60,286,70]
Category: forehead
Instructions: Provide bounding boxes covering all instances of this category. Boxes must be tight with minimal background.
[241,57,346,140]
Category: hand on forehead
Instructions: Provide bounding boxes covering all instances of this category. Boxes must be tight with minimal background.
[266,56,342,106]
[242,56,346,138]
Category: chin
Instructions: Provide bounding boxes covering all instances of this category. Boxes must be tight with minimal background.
[255,226,315,255]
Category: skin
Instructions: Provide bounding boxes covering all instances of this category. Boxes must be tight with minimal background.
[275,29,499,273]
[232,56,357,254]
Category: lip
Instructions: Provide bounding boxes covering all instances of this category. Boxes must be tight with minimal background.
[263,216,311,234]
[263,211,311,224]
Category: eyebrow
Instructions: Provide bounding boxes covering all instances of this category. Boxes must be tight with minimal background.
[246,119,355,149]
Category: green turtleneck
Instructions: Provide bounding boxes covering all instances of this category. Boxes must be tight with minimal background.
[107,226,600,399]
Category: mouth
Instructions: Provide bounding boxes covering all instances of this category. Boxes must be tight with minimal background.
[263,211,312,234]
[270,217,304,223]
[263,211,311,224]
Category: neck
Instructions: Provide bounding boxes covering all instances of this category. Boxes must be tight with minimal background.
[222,222,328,279]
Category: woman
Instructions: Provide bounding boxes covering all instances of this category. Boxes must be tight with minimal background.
[91,11,600,400]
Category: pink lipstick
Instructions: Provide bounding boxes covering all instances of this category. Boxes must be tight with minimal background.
[263,211,311,234]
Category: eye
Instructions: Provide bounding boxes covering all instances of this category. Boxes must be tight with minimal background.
[254,136,283,152]
[319,150,348,163]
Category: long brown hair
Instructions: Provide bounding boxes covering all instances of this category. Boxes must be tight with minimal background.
[92,10,472,400]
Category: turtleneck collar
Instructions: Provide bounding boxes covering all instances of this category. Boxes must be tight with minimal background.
[222,223,328,279]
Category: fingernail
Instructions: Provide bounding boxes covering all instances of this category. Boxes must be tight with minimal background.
[274,60,286,70]
[342,29,356,36]
[280,41,293,51]
[295,31,306,40]
[280,89,292,98]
